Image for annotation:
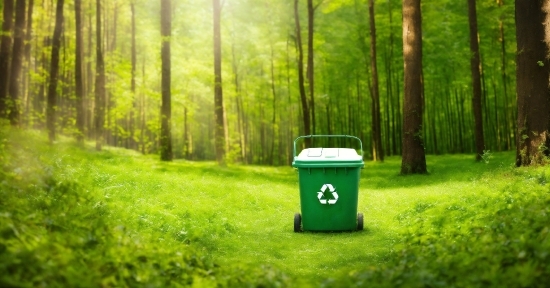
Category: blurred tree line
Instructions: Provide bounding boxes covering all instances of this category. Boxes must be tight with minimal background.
[1,0,547,167]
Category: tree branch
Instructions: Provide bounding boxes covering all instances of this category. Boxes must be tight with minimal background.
[313,0,328,11]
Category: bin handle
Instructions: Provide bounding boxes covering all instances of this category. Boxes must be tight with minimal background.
[293,135,363,158]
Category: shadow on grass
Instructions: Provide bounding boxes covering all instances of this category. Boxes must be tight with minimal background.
[361,152,515,190]
[151,160,299,187]
[81,139,516,192]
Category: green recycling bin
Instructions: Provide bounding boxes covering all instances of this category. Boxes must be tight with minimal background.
[292,135,364,232]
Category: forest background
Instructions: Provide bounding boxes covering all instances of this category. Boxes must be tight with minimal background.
[0,0,516,165]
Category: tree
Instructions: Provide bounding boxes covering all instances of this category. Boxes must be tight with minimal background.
[0,0,13,120]
[46,0,64,142]
[95,0,106,151]
[130,1,137,150]
[6,0,25,125]
[294,0,311,147]
[515,0,550,166]
[213,0,226,165]
[23,0,34,126]
[467,0,484,161]
[401,0,426,174]
[160,0,173,161]
[75,0,85,142]
[306,0,318,136]
[368,0,383,161]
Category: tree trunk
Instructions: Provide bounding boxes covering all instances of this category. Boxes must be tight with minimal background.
[499,20,511,150]
[130,2,137,150]
[400,0,426,174]
[307,0,316,135]
[7,0,25,125]
[270,45,277,165]
[95,0,106,151]
[231,40,245,163]
[515,0,550,166]
[467,0,485,161]
[22,0,34,127]
[368,0,383,161]
[0,0,14,119]
[213,0,226,165]
[46,0,63,142]
[160,0,173,161]
[86,1,93,138]
[75,0,85,142]
[294,0,311,147]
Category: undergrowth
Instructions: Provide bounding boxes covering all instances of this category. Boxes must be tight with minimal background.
[2,126,550,287]
[0,127,290,287]
[326,169,550,287]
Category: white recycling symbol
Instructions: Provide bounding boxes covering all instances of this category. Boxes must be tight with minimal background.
[317,184,339,205]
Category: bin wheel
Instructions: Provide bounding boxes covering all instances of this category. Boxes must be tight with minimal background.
[357,213,364,231]
[294,213,302,233]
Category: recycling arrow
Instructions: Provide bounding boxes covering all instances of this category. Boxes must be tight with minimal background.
[317,184,339,205]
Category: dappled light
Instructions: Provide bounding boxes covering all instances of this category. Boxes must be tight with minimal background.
[2,0,549,286]
[3,128,550,286]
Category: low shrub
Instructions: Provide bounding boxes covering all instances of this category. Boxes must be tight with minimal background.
[0,127,290,287]
[326,169,550,287]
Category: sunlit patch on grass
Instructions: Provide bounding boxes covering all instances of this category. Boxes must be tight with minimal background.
[3,128,550,286]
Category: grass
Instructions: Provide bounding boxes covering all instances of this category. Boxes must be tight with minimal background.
[2,127,549,287]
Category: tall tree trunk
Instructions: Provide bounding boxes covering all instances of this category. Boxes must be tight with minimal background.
[95,0,106,151]
[467,0,485,161]
[0,0,14,119]
[497,0,511,150]
[516,0,550,166]
[294,0,311,147]
[86,1,93,138]
[400,0,426,174]
[130,2,137,150]
[75,0,85,142]
[7,0,25,125]
[270,45,277,165]
[46,0,64,142]
[160,0,173,161]
[231,40,245,163]
[306,0,316,135]
[213,0,226,165]
[23,0,34,127]
[368,0,383,161]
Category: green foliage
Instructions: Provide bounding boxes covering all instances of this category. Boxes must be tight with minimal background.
[0,127,290,287]
[481,149,493,164]
[326,167,550,288]
[4,128,550,287]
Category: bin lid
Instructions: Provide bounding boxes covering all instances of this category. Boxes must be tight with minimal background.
[292,148,364,168]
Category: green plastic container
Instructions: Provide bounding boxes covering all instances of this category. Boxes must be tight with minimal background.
[292,135,364,232]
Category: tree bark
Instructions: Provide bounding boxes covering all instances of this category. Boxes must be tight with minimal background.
[307,0,315,135]
[401,0,426,174]
[75,0,85,142]
[7,0,25,125]
[95,0,106,151]
[22,0,34,126]
[46,0,64,142]
[0,0,14,119]
[160,0,173,161]
[270,45,277,165]
[294,0,311,147]
[368,0,383,161]
[516,0,550,166]
[213,0,226,165]
[130,2,137,150]
[467,0,485,161]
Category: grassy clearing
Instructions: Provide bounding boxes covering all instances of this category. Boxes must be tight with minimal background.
[2,128,549,287]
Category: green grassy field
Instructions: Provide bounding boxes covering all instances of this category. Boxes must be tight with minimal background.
[2,128,550,287]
